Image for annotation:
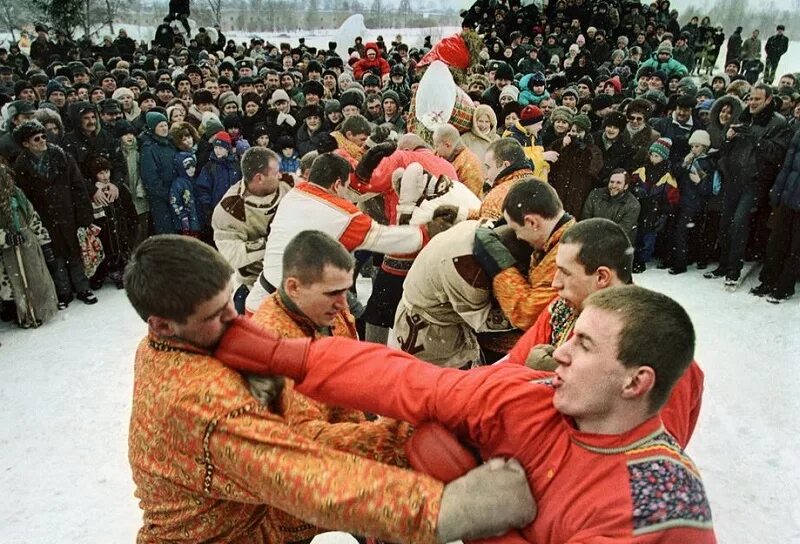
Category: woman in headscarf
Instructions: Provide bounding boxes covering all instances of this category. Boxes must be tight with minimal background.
[0,159,58,327]
[461,104,499,174]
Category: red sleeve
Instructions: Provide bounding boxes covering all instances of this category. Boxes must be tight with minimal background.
[292,337,546,448]
[660,360,705,448]
[353,61,365,80]
[339,212,372,250]
[380,58,391,76]
[506,305,555,366]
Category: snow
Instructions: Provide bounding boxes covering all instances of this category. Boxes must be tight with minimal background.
[0,266,798,542]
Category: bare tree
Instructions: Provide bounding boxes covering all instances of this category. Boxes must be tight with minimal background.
[205,0,223,26]
[0,0,21,41]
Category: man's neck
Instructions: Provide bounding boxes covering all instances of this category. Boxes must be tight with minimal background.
[573,405,654,435]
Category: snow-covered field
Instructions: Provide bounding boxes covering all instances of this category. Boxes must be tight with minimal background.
[0,266,798,542]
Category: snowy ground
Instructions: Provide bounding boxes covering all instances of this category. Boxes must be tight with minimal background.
[0,266,798,542]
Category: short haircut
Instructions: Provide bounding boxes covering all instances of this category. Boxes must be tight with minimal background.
[584,285,695,412]
[299,150,319,175]
[308,152,352,188]
[752,82,773,98]
[432,123,460,145]
[487,137,527,166]
[502,178,563,223]
[283,230,354,284]
[609,167,628,184]
[341,114,371,136]
[241,146,280,183]
[561,218,633,283]
[124,235,233,323]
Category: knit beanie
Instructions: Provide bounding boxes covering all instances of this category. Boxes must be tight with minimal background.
[145,111,168,132]
[340,89,364,110]
[203,114,225,139]
[499,84,520,103]
[550,106,573,125]
[45,80,65,99]
[211,130,232,150]
[494,62,514,81]
[114,120,137,138]
[382,89,401,106]
[657,40,673,55]
[688,130,711,147]
[649,137,672,160]
[571,114,592,132]
[325,99,342,114]
[519,105,544,127]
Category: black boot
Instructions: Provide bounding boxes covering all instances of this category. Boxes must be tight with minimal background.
[749,283,773,297]
[703,266,726,279]
[77,291,98,305]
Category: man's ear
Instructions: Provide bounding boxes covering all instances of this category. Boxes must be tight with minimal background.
[523,213,541,230]
[621,366,656,401]
[595,266,613,288]
[147,315,177,337]
[284,277,301,297]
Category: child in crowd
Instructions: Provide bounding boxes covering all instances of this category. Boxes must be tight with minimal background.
[170,152,201,237]
[631,137,680,273]
[518,71,550,106]
[669,130,716,274]
[86,156,138,288]
[196,131,242,227]
[251,123,270,148]
[277,135,300,175]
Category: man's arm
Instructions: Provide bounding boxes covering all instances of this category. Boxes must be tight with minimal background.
[492,251,558,330]
[211,201,266,280]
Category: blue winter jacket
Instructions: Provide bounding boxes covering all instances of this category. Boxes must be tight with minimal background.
[170,151,201,232]
[770,128,800,211]
[195,153,242,223]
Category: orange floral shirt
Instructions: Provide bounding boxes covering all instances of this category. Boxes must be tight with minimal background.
[452,145,485,198]
[492,217,576,331]
[129,334,442,544]
[471,167,534,220]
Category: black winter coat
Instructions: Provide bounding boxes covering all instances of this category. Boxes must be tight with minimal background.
[770,129,800,211]
[14,145,93,259]
[582,187,641,243]
[593,131,634,186]
[61,124,127,189]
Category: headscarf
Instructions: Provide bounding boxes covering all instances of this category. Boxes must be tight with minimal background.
[471,104,498,142]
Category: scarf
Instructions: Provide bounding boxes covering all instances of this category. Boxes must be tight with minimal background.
[0,162,30,231]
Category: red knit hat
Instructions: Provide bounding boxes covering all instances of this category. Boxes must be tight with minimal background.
[212,130,233,149]
[519,105,544,127]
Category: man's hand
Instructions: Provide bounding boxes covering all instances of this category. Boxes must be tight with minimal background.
[246,374,285,409]
[689,171,702,184]
[437,458,536,543]
[105,183,119,203]
[726,127,736,141]
[543,150,559,162]
[473,226,517,278]
[525,344,558,371]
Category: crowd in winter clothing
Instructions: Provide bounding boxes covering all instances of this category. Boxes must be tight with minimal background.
[1,2,799,330]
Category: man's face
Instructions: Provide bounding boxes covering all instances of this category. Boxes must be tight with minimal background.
[140,98,156,112]
[383,99,397,117]
[346,131,368,147]
[484,150,506,184]
[287,265,353,327]
[34,83,47,99]
[367,100,382,117]
[49,91,66,107]
[239,67,253,78]
[22,132,48,154]
[177,80,191,94]
[577,83,591,98]
[675,105,692,123]
[81,111,97,133]
[305,93,320,106]
[551,243,601,308]
[102,77,117,92]
[551,307,630,423]
[167,282,238,350]
[648,76,663,91]
[19,88,36,102]
[266,74,280,90]
[562,94,577,109]
[188,72,202,87]
[101,111,121,125]
[205,80,220,98]
[504,211,545,250]
[539,99,554,117]
[306,114,322,131]
[281,75,294,90]
[495,77,510,90]
[607,172,628,196]
[157,89,174,103]
[779,76,794,90]
[749,88,770,114]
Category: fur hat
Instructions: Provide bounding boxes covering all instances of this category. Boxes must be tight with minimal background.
[500,84,520,103]
[602,111,627,130]
[12,119,46,146]
[550,106,573,125]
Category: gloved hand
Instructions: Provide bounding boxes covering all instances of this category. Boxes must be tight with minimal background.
[40,242,56,264]
[5,231,24,247]
[215,317,311,379]
[245,373,286,409]
[277,112,296,127]
[525,343,558,371]
[437,458,536,543]
[396,162,426,216]
[473,226,517,278]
